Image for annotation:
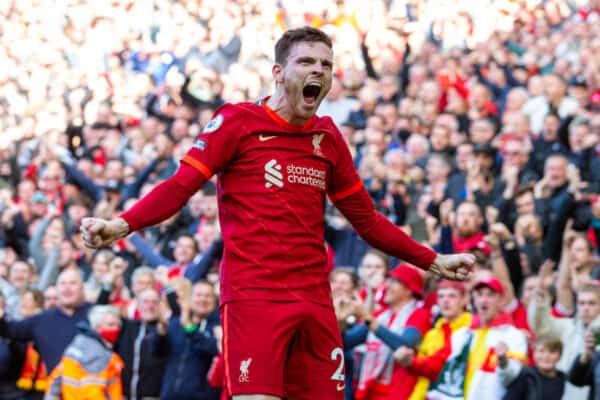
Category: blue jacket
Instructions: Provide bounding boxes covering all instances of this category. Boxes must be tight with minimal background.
[342,323,422,400]
[0,303,94,371]
[149,314,220,400]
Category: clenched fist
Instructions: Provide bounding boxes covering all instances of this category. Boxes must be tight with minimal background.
[429,253,475,281]
[80,217,130,249]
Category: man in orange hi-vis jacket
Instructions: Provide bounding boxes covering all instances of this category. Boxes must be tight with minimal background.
[45,305,123,400]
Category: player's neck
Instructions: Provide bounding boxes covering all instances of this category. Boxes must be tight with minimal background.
[266,90,310,126]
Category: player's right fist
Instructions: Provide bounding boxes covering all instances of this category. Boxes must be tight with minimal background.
[80,217,130,249]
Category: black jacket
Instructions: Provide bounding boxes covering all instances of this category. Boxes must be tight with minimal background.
[569,352,600,400]
[537,184,575,262]
[579,146,600,193]
[504,366,565,400]
[116,319,167,399]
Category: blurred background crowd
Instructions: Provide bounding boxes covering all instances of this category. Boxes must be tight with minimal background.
[1,0,600,399]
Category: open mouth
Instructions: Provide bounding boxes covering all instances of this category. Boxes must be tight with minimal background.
[302,82,322,105]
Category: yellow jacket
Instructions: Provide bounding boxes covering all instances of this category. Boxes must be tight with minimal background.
[409,312,473,400]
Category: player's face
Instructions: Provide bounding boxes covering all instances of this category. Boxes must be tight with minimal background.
[277,41,333,121]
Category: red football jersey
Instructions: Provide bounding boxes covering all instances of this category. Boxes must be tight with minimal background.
[181,100,362,305]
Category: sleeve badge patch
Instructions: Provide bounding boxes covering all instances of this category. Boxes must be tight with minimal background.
[192,139,206,150]
[202,114,224,133]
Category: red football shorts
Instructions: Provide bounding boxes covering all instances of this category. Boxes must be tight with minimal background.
[221,299,345,399]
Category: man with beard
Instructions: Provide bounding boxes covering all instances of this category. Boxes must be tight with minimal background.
[80,27,474,400]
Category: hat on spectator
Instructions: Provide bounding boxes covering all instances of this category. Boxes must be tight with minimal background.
[31,191,48,205]
[473,276,504,295]
[387,264,424,298]
[438,280,467,295]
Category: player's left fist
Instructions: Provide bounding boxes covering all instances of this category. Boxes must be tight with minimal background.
[80,217,130,249]
[429,253,475,281]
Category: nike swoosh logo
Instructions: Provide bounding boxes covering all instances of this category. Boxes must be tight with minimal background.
[336,383,345,391]
[258,134,278,142]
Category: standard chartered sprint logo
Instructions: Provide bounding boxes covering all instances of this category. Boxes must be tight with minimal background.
[264,160,284,188]
[264,159,326,190]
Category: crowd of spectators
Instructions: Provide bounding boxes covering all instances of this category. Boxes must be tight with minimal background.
[1,0,600,399]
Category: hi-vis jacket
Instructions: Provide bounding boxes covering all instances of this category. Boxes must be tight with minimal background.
[45,325,123,400]
[17,343,48,392]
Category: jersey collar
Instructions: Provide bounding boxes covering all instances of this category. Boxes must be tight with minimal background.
[260,96,318,132]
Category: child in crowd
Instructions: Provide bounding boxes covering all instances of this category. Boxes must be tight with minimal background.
[502,336,565,400]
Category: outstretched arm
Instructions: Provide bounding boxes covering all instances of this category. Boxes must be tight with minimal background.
[81,162,206,248]
[329,128,474,279]
[81,103,244,249]
[332,185,474,279]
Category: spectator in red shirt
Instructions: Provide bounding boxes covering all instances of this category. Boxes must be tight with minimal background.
[356,264,431,400]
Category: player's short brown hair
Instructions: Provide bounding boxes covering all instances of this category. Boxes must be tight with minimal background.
[274,26,332,65]
[534,335,563,355]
